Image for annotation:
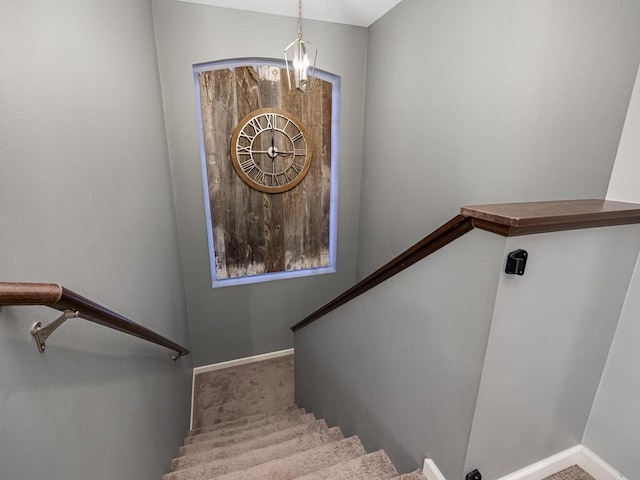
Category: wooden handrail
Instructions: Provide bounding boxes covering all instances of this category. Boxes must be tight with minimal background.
[291,215,474,331]
[292,199,640,332]
[0,282,189,359]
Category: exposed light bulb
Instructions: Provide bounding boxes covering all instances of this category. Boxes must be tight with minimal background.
[284,0,317,92]
[292,41,310,90]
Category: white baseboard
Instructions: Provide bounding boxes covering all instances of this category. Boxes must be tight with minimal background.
[193,348,295,375]
[578,446,627,480]
[426,445,626,480]
[189,348,294,429]
[496,446,582,480]
[495,445,627,480]
[423,458,447,480]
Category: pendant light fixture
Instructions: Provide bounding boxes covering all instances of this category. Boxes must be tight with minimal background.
[284,0,317,92]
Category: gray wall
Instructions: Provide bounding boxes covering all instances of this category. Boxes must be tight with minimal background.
[582,255,640,478]
[464,226,640,479]
[0,1,192,478]
[358,0,640,277]
[151,0,368,366]
[295,229,507,479]
[606,62,640,203]
[582,61,640,478]
[294,222,640,480]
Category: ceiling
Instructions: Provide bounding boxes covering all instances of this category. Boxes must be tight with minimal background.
[176,0,403,27]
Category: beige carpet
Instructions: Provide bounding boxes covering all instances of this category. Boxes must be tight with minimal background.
[167,353,427,479]
[543,465,595,480]
[172,354,599,479]
[180,355,607,480]
[192,355,295,429]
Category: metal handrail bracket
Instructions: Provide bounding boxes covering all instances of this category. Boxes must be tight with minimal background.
[31,309,79,353]
[1,282,189,360]
[31,309,188,360]
[172,351,188,362]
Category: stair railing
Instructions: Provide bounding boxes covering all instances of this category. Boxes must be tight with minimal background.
[0,282,189,360]
[292,199,640,332]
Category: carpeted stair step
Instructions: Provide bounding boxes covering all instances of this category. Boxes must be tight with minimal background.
[184,412,316,445]
[175,355,423,480]
[191,355,294,429]
[164,427,345,480]
[206,436,367,480]
[292,450,399,479]
[395,470,429,479]
[186,408,306,439]
[187,406,301,437]
[173,420,330,469]
[177,419,329,457]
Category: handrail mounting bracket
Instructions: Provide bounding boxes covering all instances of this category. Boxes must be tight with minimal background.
[31,310,80,353]
[172,351,188,362]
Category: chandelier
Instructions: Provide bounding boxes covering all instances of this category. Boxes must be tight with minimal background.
[284,0,318,92]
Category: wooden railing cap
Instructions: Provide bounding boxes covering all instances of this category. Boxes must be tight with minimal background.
[461,199,640,236]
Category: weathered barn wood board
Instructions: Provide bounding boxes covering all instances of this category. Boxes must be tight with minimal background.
[198,66,332,280]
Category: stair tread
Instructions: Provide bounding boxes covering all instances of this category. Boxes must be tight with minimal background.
[192,355,294,429]
[206,436,367,480]
[187,405,304,437]
[292,450,399,480]
[184,413,316,445]
[395,470,429,479]
[177,420,328,458]
[164,427,344,480]
[186,408,306,438]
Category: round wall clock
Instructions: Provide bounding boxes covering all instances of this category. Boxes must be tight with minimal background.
[230,107,312,193]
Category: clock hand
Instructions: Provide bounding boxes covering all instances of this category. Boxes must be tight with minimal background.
[251,150,295,156]
[271,123,275,151]
[272,158,280,186]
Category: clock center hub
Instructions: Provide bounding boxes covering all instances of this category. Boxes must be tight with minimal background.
[267,146,280,159]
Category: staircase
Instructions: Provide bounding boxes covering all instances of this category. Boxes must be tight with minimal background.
[163,354,427,480]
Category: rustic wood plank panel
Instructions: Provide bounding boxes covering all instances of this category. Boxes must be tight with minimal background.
[199,70,229,279]
[258,66,286,273]
[280,70,331,271]
[315,78,330,267]
[302,76,324,269]
[281,69,306,271]
[309,76,331,268]
[212,69,243,278]
[234,66,266,276]
[200,65,332,280]
[320,79,332,264]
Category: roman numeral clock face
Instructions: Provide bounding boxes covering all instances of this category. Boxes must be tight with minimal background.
[230,108,312,193]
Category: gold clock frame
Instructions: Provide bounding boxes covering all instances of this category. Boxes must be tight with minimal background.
[230,107,312,194]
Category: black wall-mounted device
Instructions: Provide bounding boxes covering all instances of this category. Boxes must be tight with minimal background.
[465,469,482,480]
[505,249,528,276]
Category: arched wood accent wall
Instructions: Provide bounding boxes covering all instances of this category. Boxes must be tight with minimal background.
[197,65,334,282]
